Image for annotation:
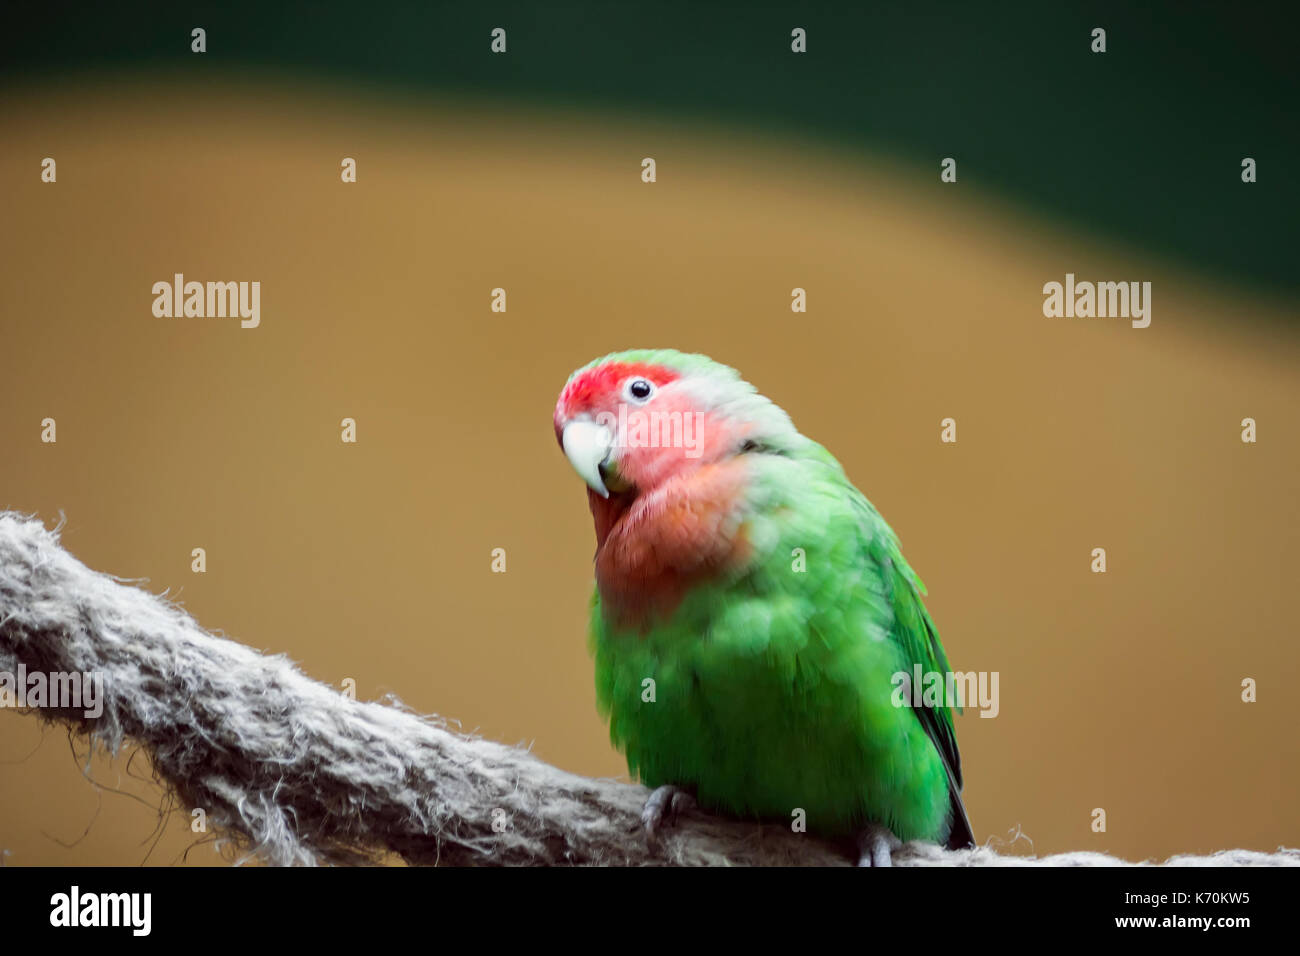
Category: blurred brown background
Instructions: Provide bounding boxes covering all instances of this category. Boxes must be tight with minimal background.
[1,80,1297,865]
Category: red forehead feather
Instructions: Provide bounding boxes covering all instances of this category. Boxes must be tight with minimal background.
[558,362,681,417]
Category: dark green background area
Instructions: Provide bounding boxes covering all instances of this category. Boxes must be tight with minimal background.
[4,1,1296,298]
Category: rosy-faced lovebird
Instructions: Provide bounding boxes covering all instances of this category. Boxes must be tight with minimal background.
[554,349,974,865]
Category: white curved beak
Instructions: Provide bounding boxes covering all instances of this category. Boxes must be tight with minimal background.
[561,420,613,498]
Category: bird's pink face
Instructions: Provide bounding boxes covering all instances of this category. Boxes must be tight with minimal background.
[554,361,739,507]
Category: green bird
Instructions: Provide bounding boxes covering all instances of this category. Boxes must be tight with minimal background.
[553,349,973,865]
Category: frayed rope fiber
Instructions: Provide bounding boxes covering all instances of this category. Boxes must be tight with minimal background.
[1,512,1296,867]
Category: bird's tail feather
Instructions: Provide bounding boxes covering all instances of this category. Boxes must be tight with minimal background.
[945,784,975,850]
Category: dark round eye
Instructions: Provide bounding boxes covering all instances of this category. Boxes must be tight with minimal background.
[626,378,655,402]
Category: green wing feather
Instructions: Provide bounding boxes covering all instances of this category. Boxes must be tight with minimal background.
[850,488,973,847]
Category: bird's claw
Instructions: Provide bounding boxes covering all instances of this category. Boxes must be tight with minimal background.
[641,785,696,846]
[856,823,902,867]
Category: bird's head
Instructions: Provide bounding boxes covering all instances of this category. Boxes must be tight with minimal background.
[553,349,798,540]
